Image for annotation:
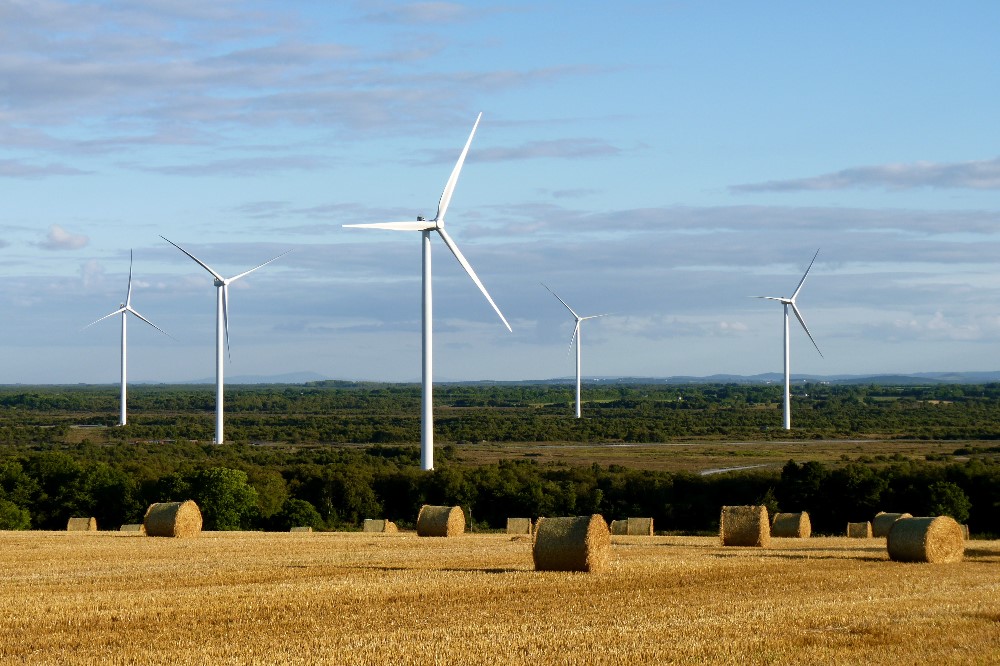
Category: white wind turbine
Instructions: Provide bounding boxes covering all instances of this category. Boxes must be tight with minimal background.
[754,249,823,430]
[543,284,608,418]
[85,250,171,426]
[161,236,290,444]
[344,113,511,471]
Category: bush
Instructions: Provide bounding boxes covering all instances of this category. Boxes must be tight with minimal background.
[926,481,972,523]
[0,499,30,530]
[273,498,323,531]
[187,467,260,531]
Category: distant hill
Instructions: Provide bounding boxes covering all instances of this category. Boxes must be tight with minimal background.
[26,370,1000,388]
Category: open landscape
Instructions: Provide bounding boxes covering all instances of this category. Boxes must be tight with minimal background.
[1,530,997,665]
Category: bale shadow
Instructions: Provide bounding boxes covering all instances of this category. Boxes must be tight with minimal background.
[440,567,526,575]
[750,553,886,563]
[710,551,885,563]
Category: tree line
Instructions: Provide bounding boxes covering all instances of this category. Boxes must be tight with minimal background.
[5,381,1000,443]
[0,441,995,536]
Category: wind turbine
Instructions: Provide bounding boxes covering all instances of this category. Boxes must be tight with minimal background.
[343,113,511,471]
[161,236,290,444]
[754,249,823,430]
[85,250,171,426]
[542,284,608,418]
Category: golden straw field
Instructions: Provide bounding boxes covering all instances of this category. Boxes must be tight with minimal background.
[1,530,998,665]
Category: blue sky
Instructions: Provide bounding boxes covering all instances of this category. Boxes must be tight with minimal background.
[2,1,1000,383]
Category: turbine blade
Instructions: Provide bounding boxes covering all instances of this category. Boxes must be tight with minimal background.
[435,112,482,225]
[752,296,786,301]
[228,250,292,283]
[791,303,823,358]
[566,322,580,356]
[161,236,225,282]
[222,284,232,360]
[84,307,126,329]
[343,221,436,231]
[541,283,580,319]
[125,249,134,307]
[436,227,511,332]
[791,248,820,301]
[581,313,610,320]
[126,307,174,340]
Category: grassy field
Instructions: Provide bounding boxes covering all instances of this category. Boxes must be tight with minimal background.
[1,530,997,664]
[451,438,976,473]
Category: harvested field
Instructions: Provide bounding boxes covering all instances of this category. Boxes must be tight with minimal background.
[0,531,997,665]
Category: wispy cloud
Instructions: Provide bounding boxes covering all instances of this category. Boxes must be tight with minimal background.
[733,157,1000,192]
[39,224,89,250]
[472,138,622,163]
[135,155,328,177]
[360,2,482,25]
[0,159,89,179]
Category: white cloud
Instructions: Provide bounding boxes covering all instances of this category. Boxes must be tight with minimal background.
[733,157,1000,192]
[39,224,89,250]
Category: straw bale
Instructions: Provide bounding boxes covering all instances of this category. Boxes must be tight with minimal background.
[533,515,611,573]
[887,516,964,563]
[872,511,912,537]
[609,519,628,535]
[846,521,872,538]
[770,512,811,538]
[119,524,146,534]
[416,505,465,537]
[626,517,654,536]
[66,517,97,532]
[506,517,532,535]
[290,526,313,533]
[720,505,770,547]
[363,519,398,533]
[961,524,970,540]
[143,500,202,538]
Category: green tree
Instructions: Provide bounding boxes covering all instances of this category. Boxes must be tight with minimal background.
[273,498,323,531]
[0,499,30,530]
[187,467,260,530]
[926,481,972,523]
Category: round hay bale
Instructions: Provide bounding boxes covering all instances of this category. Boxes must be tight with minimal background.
[609,519,628,536]
[872,511,912,537]
[771,512,811,538]
[720,505,770,547]
[626,517,654,536]
[416,505,465,537]
[506,517,532,535]
[846,521,872,538]
[143,500,202,538]
[887,516,964,563]
[363,518,397,533]
[532,515,611,573]
[384,520,398,533]
[66,517,97,532]
[289,526,313,533]
[119,524,146,535]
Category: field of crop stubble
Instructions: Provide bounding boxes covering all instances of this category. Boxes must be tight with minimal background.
[1,531,998,665]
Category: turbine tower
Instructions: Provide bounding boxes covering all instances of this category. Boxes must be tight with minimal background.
[542,284,608,418]
[755,249,823,430]
[344,113,511,471]
[85,250,170,426]
[161,237,289,444]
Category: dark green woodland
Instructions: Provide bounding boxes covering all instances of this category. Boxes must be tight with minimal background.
[0,382,996,536]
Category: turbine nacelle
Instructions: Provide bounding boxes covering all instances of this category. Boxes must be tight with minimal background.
[342,113,510,333]
[753,249,823,358]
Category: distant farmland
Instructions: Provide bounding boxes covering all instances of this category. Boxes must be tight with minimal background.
[0,531,997,664]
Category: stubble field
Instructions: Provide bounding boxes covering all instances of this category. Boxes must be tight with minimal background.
[1,530,998,665]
